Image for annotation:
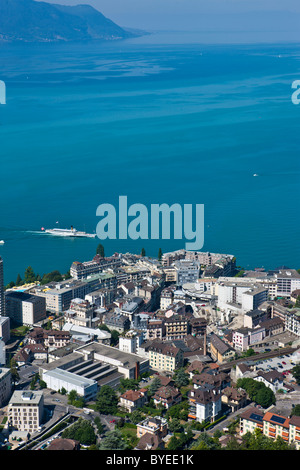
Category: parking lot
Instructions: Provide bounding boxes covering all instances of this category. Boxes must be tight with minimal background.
[275,390,300,415]
[254,352,298,377]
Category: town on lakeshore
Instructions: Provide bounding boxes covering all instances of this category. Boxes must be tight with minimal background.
[0,247,300,451]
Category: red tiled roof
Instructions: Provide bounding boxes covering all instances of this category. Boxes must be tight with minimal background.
[120,389,147,402]
[264,411,290,429]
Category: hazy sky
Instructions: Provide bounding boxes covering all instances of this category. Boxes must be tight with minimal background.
[44,0,300,30]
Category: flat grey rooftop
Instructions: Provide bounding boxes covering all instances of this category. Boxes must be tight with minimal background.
[43,368,96,388]
[76,342,148,367]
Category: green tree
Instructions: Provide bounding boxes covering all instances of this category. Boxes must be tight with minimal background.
[10,364,19,385]
[158,248,163,261]
[24,266,37,283]
[291,404,300,416]
[168,418,182,433]
[95,385,118,415]
[173,368,189,388]
[62,418,96,446]
[64,270,71,280]
[39,380,47,389]
[255,386,276,408]
[166,401,189,421]
[110,330,120,347]
[191,432,220,450]
[74,396,85,408]
[68,389,78,406]
[118,378,139,393]
[167,429,193,450]
[94,416,104,435]
[291,365,300,385]
[167,435,182,450]
[242,348,256,357]
[41,270,63,284]
[234,270,245,277]
[98,324,110,333]
[6,281,15,289]
[225,436,245,450]
[242,428,295,450]
[130,410,144,425]
[30,379,36,390]
[213,429,223,439]
[141,247,146,257]
[272,436,296,450]
[236,377,275,408]
[15,274,22,286]
[148,377,161,396]
[96,244,105,258]
[99,429,128,450]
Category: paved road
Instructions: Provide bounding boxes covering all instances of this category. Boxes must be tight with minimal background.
[205,403,256,436]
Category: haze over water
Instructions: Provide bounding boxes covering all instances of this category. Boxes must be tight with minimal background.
[0,30,300,283]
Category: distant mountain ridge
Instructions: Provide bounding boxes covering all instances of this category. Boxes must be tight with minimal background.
[0,0,140,43]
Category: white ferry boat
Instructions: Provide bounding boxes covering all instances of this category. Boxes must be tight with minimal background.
[42,226,96,238]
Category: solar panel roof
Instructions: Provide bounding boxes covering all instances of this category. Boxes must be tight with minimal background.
[270,415,286,425]
[249,413,263,422]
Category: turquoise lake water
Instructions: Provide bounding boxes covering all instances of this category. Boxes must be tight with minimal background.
[0,31,300,283]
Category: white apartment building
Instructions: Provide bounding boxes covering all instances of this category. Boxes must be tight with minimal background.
[285,308,300,337]
[119,330,143,354]
[241,286,269,313]
[22,296,46,325]
[275,270,300,298]
[217,281,268,315]
[188,387,222,423]
[8,391,44,434]
[5,291,46,326]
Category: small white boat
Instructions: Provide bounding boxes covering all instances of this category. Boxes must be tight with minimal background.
[253,173,259,177]
[0,240,4,244]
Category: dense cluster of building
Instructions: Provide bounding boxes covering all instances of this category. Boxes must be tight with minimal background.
[0,249,300,449]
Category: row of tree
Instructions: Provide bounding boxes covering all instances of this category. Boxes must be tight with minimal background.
[5,266,71,289]
[97,243,163,260]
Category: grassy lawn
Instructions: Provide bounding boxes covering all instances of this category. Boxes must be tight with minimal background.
[120,424,138,448]
[10,325,30,337]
